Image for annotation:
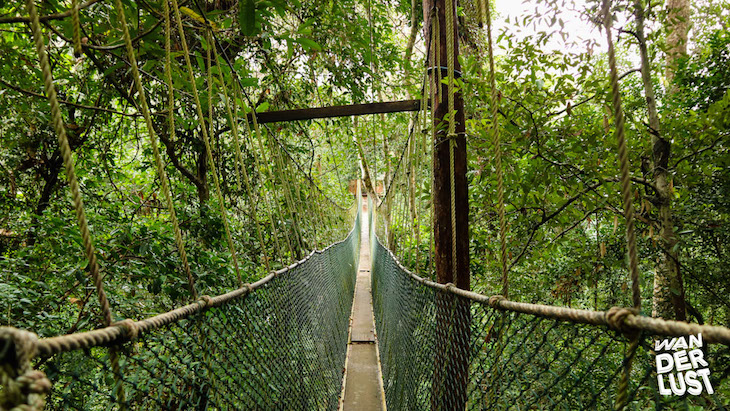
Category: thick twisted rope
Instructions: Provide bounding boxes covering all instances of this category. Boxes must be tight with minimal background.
[70,0,82,57]
[25,0,112,330]
[485,3,509,298]
[111,0,197,299]
[601,0,641,408]
[28,0,126,404]
[445,0,458,283]
[602,0,641,314]
[211,41,271,271]
[170,0,242,285]
[0,328,50,410]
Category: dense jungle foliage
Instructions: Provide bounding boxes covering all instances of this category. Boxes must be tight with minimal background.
[0,0,728,343]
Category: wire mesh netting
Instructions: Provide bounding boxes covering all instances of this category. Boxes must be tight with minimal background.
[0,209,360,410]
[371,232,730,410]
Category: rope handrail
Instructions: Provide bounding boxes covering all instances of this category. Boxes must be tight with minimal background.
[371,218,730,409]
[372,233,730,345]
[2,195,362,361]
[1,193,361,409]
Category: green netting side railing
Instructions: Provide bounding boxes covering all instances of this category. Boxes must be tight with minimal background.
[0,199,360,410]
[370,204,730,410]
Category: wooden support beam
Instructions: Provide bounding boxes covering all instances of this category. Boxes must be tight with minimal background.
[247,99,420,124]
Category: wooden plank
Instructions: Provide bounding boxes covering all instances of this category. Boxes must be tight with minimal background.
[248,99,420,124]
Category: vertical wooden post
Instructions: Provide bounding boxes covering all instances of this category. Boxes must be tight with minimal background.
[423,0,470,409]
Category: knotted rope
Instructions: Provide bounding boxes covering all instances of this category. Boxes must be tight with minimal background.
[0,328,50,411]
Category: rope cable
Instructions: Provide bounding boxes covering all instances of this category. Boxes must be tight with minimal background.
[445,0,458,282]
[122,0,197,299]
[201,20,347,211]
[212,43,271,271]
[170,0,242,285]
[272,136,306,255]
[601,0,641,408]
[251,118,297,260]
[26,0,112,331]
[71,0,82,57]
[230,78,286,265]
[601,0,641,313]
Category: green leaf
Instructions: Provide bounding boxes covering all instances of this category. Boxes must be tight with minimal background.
[239,0,256,36]
[294,37,322,51]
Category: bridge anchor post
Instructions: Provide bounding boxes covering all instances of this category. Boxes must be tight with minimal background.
[422,0,470,408]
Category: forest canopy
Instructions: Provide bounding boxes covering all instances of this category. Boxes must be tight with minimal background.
[0,0,728,340]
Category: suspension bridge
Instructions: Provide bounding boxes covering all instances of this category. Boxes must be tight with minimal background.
[3,186,730,410]
[1,0,730,409]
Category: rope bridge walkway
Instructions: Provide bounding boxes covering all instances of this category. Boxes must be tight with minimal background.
[341,197,386,410]
[2,0,730,409]
[2,193,730,410]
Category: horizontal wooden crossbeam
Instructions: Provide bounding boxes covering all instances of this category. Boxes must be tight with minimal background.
[248,99,421,124]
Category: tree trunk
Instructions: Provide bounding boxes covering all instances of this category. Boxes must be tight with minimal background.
[423,0,470,408]
[404,0,419,82]
[635,0,686,320]
[665,0,691,86]
[27,153,63,245]
[651,137,686,320]
[196,145,210,205]
[353,118,378,198]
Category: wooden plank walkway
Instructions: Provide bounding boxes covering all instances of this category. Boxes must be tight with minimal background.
[340,198,386,410]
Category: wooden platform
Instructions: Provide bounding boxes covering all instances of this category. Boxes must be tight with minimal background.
[341,200,386,410]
